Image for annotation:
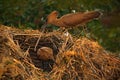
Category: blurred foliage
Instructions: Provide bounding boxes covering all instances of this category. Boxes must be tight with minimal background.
[0,0,120,53]
[0,0,44,29]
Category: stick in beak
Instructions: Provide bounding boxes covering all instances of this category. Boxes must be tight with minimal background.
[41,22,47,32]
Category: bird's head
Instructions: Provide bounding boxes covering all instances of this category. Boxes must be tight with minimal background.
[41,11,59,31]
[46,11,59,24]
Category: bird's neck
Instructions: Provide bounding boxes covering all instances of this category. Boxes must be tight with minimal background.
[51,18,60,26]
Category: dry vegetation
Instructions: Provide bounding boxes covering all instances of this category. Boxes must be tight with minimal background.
[0,25,120,80]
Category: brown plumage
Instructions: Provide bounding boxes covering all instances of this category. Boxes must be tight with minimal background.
[37,47,55,61]
[46,10,100,28]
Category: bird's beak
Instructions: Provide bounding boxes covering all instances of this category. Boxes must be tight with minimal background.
[41,22,47,29]
[41,22,48,32]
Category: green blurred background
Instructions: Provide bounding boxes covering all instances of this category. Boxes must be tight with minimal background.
[0,0,120,54]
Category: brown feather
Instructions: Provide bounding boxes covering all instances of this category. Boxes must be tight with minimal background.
[46,11,100,28]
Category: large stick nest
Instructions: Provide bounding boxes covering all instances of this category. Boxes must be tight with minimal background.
[0,25,120,80]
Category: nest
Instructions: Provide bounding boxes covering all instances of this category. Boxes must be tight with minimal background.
[0,25,120,80]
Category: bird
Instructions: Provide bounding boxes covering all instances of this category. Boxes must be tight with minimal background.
[42,10,101,30]
[37,47,55,61]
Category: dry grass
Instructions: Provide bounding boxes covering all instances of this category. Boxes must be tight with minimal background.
[0,25,120,80]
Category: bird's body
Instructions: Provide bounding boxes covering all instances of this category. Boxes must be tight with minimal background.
[46,10,100,28]
[37,47,54,61]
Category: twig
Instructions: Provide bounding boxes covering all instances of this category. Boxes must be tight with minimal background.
[34,34,42,51]
[14,34,40,36]
[34,25,46,51]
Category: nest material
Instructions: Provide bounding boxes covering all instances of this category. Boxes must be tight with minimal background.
[0,25,120,80]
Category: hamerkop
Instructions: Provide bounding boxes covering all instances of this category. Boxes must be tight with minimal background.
[37,47,55,61]
[42,10,100,29]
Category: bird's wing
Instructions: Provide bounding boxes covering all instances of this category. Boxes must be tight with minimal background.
[60,11,100,26]
[60,12,84,26]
